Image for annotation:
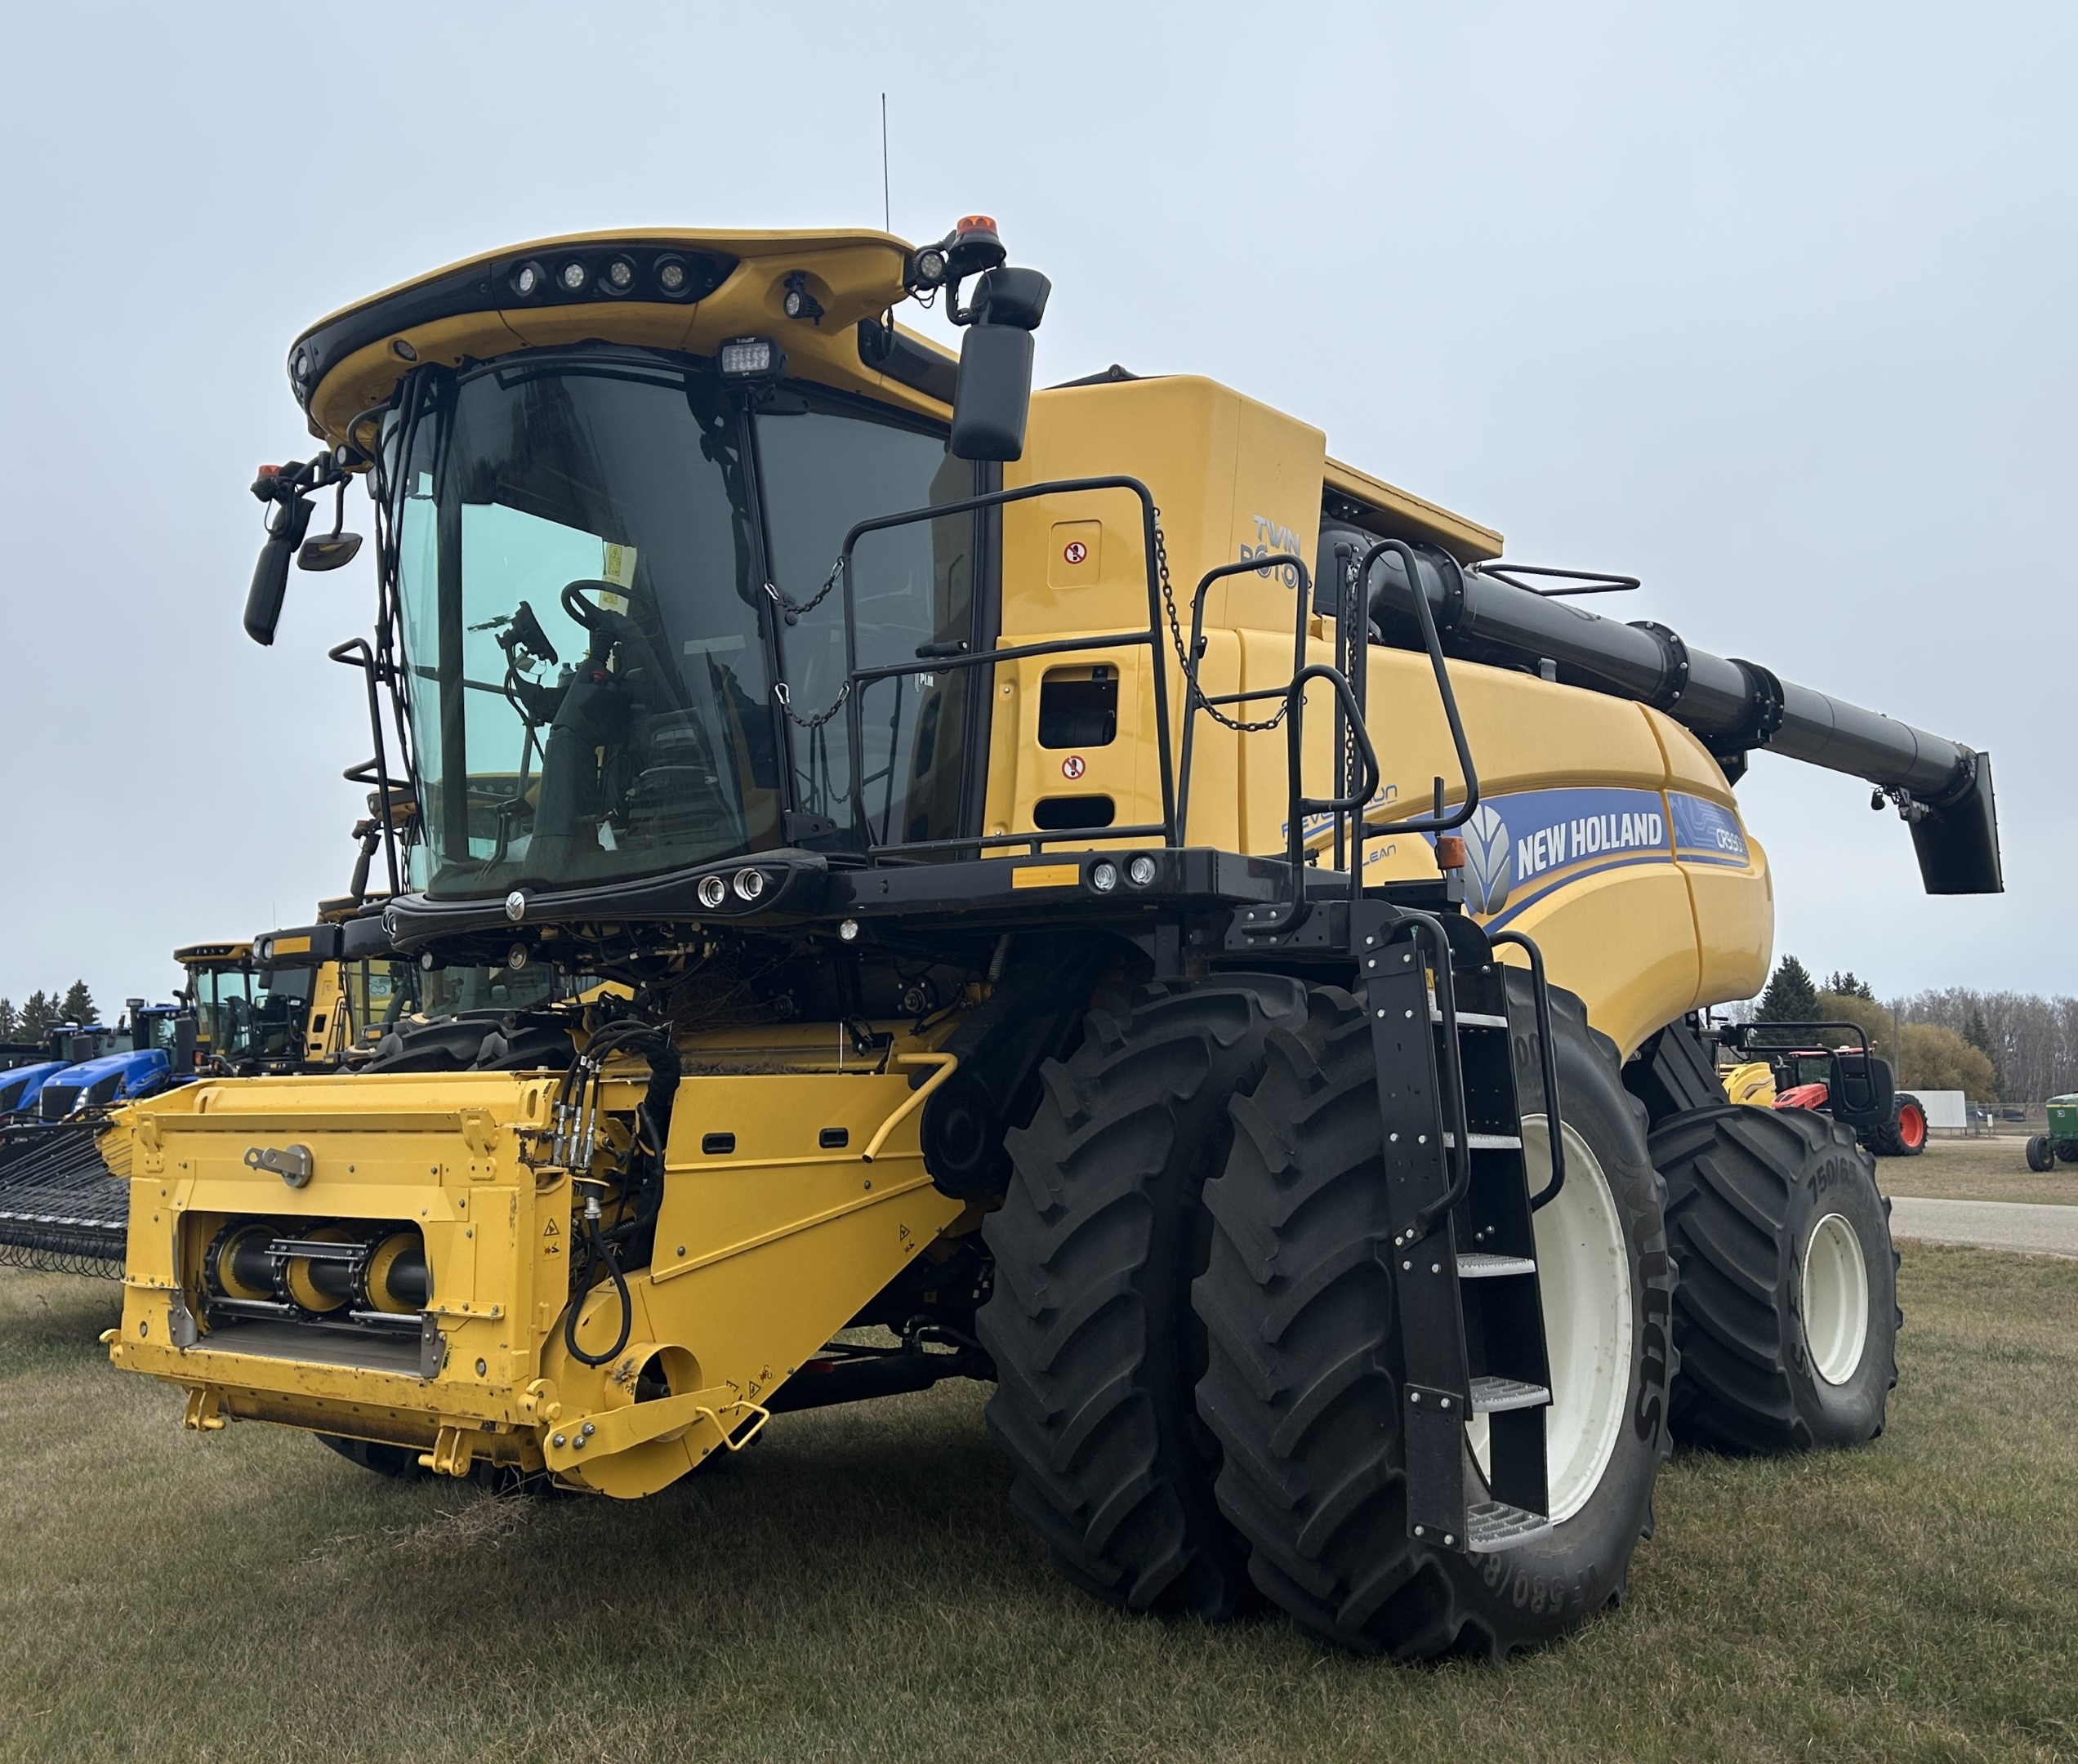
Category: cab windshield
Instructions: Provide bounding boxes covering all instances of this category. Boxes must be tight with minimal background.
[386,352,979,898]
[186,961,311,1065]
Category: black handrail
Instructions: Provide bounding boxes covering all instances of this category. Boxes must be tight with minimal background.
[1174,551,1313,843]
[329,637,403,898]
[1399,910,1475,1241]
[1242,664,1382,937]
[832,475,1172,858]
[1488,929,1567,1212]
[1354,539,1482,840]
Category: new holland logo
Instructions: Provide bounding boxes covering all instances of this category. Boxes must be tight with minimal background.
[1460,803,1514,915]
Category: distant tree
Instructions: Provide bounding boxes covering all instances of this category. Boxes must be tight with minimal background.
[1897,1022,1998,1102]
[1963,1008,2004,1098]
[0,999,16,1042]
[16,991,60,1045]
[1825,970,1875,1000]
[1896,987,2073,1110]
[59,981,97,1026]
[1817,990,1893,1058]
[1756,956,1819,1023]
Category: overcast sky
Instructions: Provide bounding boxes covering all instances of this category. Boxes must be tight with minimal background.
[2,1,2071,1013]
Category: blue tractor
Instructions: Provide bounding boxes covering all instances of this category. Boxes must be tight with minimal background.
[0,1008,194,1126]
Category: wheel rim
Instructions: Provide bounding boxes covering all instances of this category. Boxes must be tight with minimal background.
[1898,1104,1926,1149]
[1469,1116,1632,1527]
[1800,1212,1870,1385]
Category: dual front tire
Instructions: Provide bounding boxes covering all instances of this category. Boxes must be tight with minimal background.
[979,972,1674,1659]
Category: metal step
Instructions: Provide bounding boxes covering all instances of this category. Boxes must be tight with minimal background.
[1470,1374,1552,1413]
[1443,1132,1523,1151]
[1465,1500,1554,1552]
[1456,1252,1537,1279]
[1431,1008,1510,1029]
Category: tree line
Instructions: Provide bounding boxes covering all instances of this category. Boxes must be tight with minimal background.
[0,983,100,1047]
[1749,955,2073,1107]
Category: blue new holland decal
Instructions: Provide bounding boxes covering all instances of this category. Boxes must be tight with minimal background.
[1444,788,1670,916]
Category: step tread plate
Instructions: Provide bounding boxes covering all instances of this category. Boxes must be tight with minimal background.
[1431,1009,1510,1029]
[1465,1500,1554,1552]
[1456,1252,1538,1279]
[1469,1374,1552,1413]
[1443,1132,1524,1150]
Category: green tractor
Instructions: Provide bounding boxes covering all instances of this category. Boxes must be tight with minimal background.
[2025,1097,2078,1171]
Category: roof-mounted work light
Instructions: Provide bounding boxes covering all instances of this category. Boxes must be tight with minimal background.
[718,336,786,382]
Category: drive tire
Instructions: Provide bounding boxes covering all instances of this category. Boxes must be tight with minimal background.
[1863,1092,1928,1158]
[1193,981,1673,1659]
[1653,1103,1899,1453]
[978,973,1310,1619]
[2026,1134,2054,1173]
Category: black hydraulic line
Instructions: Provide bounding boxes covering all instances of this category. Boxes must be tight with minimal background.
[564,1214,632,1368]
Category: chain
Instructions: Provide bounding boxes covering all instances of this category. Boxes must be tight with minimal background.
[772,679,850,729]
[764,559,844,627]
[1153,515,1289,734]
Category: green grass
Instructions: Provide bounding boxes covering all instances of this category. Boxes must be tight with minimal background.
[1880,1137,2078,1205]
[1,1247,2073,1763]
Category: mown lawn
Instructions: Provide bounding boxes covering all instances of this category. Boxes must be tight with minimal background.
[0,1245,2071,1763]
[1879,1135,2078,1206]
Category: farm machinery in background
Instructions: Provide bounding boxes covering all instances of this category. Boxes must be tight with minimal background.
[1719,1029,1928,1156]
[2027,1098,2078,1172]
[102,214,2001,1661]
[0,910,581,1276]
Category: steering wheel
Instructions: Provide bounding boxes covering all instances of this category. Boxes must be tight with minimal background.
[560,578,626,631]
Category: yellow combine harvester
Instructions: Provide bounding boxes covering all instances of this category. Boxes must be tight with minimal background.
[104,218,2000,1658]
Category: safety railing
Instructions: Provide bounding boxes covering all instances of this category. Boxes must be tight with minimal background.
[820,491,1483,911]
[830,476,1175,859]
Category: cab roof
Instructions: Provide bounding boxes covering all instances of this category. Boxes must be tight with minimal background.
[290,226,947,447]
[289,225,1502,561]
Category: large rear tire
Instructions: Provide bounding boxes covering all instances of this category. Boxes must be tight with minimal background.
[1652,1103,1900,1453]
[1193,982,1673,1659]
[977,974,1309,1618]
[1863,1092,1927,1157]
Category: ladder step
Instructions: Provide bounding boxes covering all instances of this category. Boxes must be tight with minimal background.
[1465,1500,1554,1552]
[1456,1252,1537,1279]
[1432,1009,1509,1029]
[1469,1375,1552,1413]
[1443,1132,1523,1150]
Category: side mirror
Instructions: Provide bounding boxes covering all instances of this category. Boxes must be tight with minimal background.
[950,266,1051,462]
[298,531,363,572]
[243,497,314,646]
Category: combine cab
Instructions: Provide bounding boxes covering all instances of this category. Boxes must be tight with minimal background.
[106,216,1999,1657]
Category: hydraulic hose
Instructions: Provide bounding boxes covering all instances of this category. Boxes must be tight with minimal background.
[564,1213,633,1368]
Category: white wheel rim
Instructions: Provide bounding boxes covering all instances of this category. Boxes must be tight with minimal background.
[1467,1116,1631,1527]
[1801,1212,1870,1386]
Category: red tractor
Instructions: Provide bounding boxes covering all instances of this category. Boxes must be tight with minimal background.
[1773,1055,1928,1157]
[1721,1023,1928,1158]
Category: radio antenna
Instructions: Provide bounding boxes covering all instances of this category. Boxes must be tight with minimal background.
[881,93,891,232]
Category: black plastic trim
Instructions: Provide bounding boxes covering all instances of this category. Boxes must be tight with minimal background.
[289,245,738,411]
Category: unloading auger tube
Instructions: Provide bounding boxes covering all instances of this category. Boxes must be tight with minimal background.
[1353,544,2002,895]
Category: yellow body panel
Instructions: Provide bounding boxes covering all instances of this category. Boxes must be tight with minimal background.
[105,1027,962,1492]
[1723,1061,1779,1107]
[971,375,1771,1054]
